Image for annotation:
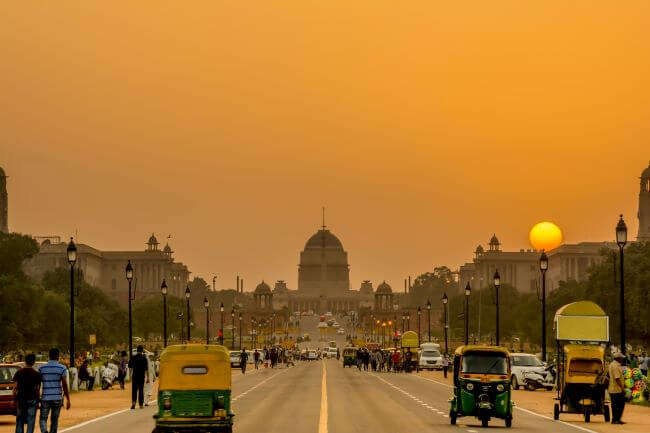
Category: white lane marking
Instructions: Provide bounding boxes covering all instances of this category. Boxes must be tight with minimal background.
[231,367,290,402]
[318,360,328,433]
[467,430,478,432]
[416,374,599,433]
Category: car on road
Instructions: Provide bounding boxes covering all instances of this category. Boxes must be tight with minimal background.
[230,351,241,367]
[510,352,546,389]
[0,364,19,415]
[324,348,338,359]
[307,350,318,361]
[419,343,443,370]
[337,328,345,335]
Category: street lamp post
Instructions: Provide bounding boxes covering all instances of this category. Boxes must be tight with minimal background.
[238,312,242,349]
[66,238,77,367]
[231,308,235,349]
[442,293,448,354]
[464,282,471,345]
[219,303,224,345]
[417,307,421,345]
[375,320,380,343]
[382,322,386,347]
[125,260,134,359]
[539,251,548,361]
[271,313,276,343]
[616,214,628,355]
[204,297,210,344]
[406,312,410,331]
[494,270,501,346]
[426,299,431,342]
[401,313,406,334]
[161,280,168,348]
[185,286,191,341]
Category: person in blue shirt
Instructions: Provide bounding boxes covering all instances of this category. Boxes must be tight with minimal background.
[38,348,71,433]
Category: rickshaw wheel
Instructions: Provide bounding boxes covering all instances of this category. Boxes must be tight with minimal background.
[584,408,591,423]
[505,416,512,428]
[481,417,489,428]
[449,410,457,425]
[553,403,560,420]
[603,405,610,423]
[511,376,519,390]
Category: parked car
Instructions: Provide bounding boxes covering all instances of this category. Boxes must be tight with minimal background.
[418,343,443,370]
[0,364,19,415]
[510,353,546,390]
[230,351,241,367]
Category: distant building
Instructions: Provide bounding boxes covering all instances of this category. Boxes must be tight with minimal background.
[639,161,650,242]
[0,166,8,234]
[23,233,191,306]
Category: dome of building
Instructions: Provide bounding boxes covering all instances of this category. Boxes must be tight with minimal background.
[163,243,173,253]
[489,234,500,245]
[0,166,5,177]
[304,229,343,249]
[642,161,650,179]
[254,281,272,294]
[376,281,392,294]
[475,245,484,254]
[148,233,158,245]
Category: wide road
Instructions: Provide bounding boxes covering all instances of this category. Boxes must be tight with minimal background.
[62,358,599,433]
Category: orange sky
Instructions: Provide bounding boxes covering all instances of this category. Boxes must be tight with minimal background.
[1,1,649,291]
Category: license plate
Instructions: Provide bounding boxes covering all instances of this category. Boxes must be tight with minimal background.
[0,389,13,395]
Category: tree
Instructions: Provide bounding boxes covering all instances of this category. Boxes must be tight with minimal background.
[0,232,38,276]
[408,266,458,307]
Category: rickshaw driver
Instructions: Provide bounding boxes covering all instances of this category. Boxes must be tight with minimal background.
[608,352,626,424]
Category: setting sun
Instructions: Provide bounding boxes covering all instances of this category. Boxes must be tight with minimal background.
[529,222,563,251]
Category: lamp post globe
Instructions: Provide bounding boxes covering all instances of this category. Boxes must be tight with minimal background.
[616,214,628,354]
[66,238,77,367]
[161,279,168,347]
[493,270,501,346]
[185,286,191,341]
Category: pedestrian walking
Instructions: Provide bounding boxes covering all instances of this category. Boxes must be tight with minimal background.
[442,354,449,379]
[391,350,401,373]
[608,351,626,424]
[117,351,127,390]
[128,345,150,410]
[363,349,370,371]
[12,353,41,433]
[253,350,260,369]
[356,348,363,370]
[38,348,71,433]
[240,349,249,374]
[78,360,94,391]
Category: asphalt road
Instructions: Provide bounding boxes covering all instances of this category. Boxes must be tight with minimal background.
[61,315,599,433]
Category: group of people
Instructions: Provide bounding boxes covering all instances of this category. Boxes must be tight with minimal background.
[238,346,295,374]
[354,348,415,373]
[606,350,649,425]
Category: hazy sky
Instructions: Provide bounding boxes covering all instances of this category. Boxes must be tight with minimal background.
[1,1,649,291]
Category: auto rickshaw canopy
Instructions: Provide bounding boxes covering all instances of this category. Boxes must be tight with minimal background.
[401,331,419,348]
[563,344,605,384]
[159,344,231,391]
[554,301,609,342]
[342,347,357,356]
[454,345,510,356]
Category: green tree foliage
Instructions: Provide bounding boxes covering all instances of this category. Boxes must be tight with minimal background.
[132,295,186,340]
[408,266,458,307]
[0,232,38,276]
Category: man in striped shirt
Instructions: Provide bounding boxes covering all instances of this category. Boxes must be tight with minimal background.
[38,348,71,433]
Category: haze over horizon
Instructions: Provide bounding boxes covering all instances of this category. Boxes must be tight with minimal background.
[2,1,649,290]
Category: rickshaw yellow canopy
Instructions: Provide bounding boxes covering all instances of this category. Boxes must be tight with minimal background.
[159,344,231,391]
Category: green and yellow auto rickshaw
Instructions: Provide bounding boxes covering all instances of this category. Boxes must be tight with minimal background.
[342,347,357,368]
[153,344,233,433]
[449,345,513,428]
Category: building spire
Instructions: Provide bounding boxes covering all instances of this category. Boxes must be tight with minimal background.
[322,206,326,230]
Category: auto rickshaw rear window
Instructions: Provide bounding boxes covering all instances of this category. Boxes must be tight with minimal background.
[182,366,208,375]
[568,359,601,376]
[462,353,508,374]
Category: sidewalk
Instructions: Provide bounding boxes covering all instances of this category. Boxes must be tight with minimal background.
[417,370,650,433]
[0,386,148,433]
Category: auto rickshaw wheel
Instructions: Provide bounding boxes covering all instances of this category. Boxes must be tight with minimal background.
[449,410,457,425]
[505,416,512,428]
[603,405,610,423]
[481,417,489,428]
[511,375,519,390]
[553,403,560,420]
[584,407,591,423]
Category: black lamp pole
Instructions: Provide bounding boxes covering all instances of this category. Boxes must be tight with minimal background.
[464,282,471,345]
[204,297,210,344]
[231,308,235,349]
[442,293,449,354]
[426,299,432,342]
[407,313,410,331]
[238,312,242,349]
[417,307,421,345]
[66,238,77,368]
[616,214,628,355]
[219,302,224,345]
[185,286,191,341]
[125,260,134,358]
[540,251,548,361]
[161,279,168,348]
[494,270,501,346]
[401,313,405,334]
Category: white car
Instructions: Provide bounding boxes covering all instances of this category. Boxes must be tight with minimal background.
[510,353,546,390]
[337,328,345,335]
[307,350,319,361]
[229,351,241,367]
[325,348,338,359]
[419,343,443,370]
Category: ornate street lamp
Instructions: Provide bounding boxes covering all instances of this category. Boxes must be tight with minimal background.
[219,302,224,345]
[382,321,387,347]
[616,214,628,354]
[231,307,235,349]
[464,282,471,345]
[406,312,410,331]
[238,312,243,350]
[125,260,134,358]
[66,238,77,367]
[417,307,421,345]
[204,297,210,344]
[539,251,549,361]
[426,299,431,342]
[185,286,191,341]
[493,270,501,346]
[161,279,168,347]
[401,312,406,334]
[442,293,449,354]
